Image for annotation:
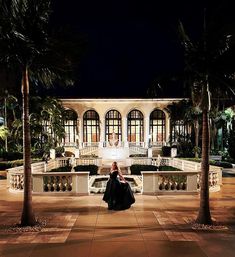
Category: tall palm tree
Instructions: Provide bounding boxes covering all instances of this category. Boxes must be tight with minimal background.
[0,0,77,226]
[178,9,235,225]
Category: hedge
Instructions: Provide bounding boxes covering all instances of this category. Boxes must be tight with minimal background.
[74,165,98,175]
[161,146,171,157]
[129,154,147,157]
[130,164,181,175]
[0,159,43,170]
[0,152,23,161]
[0,160,25,169]
[180,158,233,168]
[50,166,72,172]
[50,164,98,175]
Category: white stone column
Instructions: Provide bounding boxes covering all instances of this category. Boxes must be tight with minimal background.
[99,118,105,147]
[165,112,170,144]
[122,117,128,146]
[144,117,150,148]
[186,173,198,192]
[78,118,83,148]
[32,175,44,193]
[76,172,90,195]
[141,171,158,194]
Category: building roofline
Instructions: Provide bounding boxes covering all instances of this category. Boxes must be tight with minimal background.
[60,98,188,102]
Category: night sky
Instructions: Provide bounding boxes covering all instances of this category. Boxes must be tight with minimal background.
[48,0,233,98]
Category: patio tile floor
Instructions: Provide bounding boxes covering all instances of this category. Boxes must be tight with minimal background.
[0,176,234,256]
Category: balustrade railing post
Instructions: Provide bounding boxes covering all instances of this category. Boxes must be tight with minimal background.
[186,173,198,192]
[33,174,44,192]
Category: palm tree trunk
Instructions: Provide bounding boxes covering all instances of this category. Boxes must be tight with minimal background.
[196,109,212,225]
[194,118,199,158]
[211,124,215,151]
[21,66,36,226]
[4,97,8,152]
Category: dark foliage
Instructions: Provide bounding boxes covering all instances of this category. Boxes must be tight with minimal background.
[228,129,235,161]
[50,166,71,172]
[74,165,98,175]
[161,146,171,157]
[0,151,23,161]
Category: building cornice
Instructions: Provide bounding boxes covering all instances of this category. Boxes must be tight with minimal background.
[60,98,188,103]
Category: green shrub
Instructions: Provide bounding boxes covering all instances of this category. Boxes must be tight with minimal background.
[50,166,72,172]
[55,146,65,157]
[129,154,147,157]
[159,166,181,171]
[74,165,98,175]
[228,129,235,162]
[179,158,233,168]
[177,141,194,158]
[0,158,46,170]
[80,154,98,158]
[0,151,23,161]
[130,165,158,175]
[210,161,233,168]
[0,160,24,169]
[0,162,12,170]
[161,146,171,157]
[130,164,181,175]
[180,157,201,162]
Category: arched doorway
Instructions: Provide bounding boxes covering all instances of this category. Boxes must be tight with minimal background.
[127,109,144,145]
[83,110,100,144]
[105,110,122,144]
[150,109,166,145]
[64,109,78,146]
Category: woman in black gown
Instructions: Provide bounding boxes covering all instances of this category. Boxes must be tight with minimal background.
[103,162,135,210]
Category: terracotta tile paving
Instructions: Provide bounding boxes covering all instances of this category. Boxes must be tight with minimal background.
[0,176,234,256]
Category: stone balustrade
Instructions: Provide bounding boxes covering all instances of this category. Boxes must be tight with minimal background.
[141,170,198,194]
[76,157,102,166]
[56,157,69,168]
[33,171,89,195]
[49,157,102,170]
[142,157,222,194]
[127,157,152,166]
[151,157,170,166]
[9,170,24,191]
[6,157,222,195]
[6,159,90,195]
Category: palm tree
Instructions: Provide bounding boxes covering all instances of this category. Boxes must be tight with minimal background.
[178,9,235,225]
[0,0,77,226]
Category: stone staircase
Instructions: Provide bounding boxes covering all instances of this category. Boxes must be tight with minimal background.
[129,146,147,156]
[80,146,98,156]
[102,159,127,167]
[152,147,162,157]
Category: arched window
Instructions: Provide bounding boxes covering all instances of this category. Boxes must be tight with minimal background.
[150,109,165,145]
[127,110,144,143]
[105,110,122,142]
[83,110,100,143]
[64,109,78,146]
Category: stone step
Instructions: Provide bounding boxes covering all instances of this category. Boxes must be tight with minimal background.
[102,159,127,167]
[152,147,162,157]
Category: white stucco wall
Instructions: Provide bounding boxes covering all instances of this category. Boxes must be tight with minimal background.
[61,98,185,144]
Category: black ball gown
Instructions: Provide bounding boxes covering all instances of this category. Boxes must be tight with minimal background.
[103,170,135,210]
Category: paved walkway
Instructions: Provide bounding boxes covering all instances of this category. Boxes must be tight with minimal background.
[0,177,235,257]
